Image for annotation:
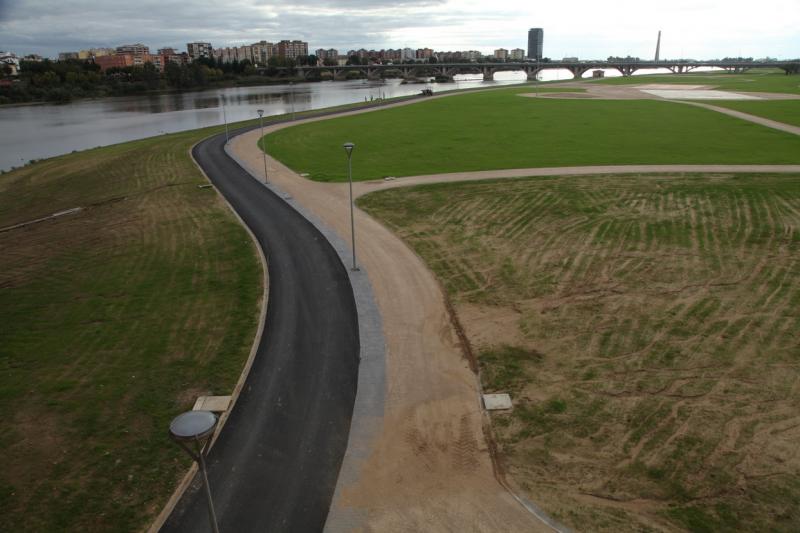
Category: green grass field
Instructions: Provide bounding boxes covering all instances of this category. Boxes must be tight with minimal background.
[697,99,800,127]
[359,173,800,532]
[265,87,800,182]
[0,124,265,531]
[598,69,800,94]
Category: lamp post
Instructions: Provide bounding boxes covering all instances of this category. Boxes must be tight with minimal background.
[221,97,229,144]
[257,109,268,184]
[343,142,358,271]
[169,410,220,533]
[290,81,296,121]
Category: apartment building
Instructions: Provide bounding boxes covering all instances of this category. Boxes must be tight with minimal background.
[116,43,150,65]
[187,42,212,61]
[275,40,308,59]
[94,54,135,72]
[251,41,273,64]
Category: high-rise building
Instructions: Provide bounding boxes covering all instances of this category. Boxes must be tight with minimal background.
[187,42,212,61]
[527,28,543,60]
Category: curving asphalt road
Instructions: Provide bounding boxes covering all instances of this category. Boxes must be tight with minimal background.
[161,128,360,532]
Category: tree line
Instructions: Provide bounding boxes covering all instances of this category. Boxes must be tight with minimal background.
[0,55,318,104]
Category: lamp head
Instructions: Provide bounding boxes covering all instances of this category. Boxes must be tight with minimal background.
[257,109,264,117]
[343,142,355,157]
[169,410,218,443]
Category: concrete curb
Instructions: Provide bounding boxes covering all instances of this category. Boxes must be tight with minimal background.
[224,140,387,533]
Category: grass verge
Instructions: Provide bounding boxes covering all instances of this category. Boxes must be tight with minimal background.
[359,173,800,531]
[265,87,800,182]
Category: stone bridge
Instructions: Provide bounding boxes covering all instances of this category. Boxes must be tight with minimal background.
[263,59,800,82]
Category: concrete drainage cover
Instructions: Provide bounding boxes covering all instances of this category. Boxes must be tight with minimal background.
[483,393,513,411]
[193,395,232,413]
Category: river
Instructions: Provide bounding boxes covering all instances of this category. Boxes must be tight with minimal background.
[0,68,681,172]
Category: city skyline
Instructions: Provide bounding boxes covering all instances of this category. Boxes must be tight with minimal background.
[1,0,799,60]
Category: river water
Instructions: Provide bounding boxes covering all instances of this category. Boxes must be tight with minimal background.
[0,68,680,172]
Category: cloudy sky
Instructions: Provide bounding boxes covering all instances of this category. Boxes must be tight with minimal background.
[1,0,798,59]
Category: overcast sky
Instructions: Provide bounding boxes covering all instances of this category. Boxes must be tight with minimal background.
[1,0,798,59]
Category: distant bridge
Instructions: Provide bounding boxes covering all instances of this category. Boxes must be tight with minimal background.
[264,59,800,82]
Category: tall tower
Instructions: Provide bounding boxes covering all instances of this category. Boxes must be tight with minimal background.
[527,28,543,60]
[655,30,661,62]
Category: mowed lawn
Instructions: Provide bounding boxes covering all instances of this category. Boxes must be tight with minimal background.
[598,69,800,95]
[265,87,800,182]
[360,173,800,532]
[0,127,262,531]
[700,99,800,127]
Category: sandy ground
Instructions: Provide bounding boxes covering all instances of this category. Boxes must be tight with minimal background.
[228,89,800,531]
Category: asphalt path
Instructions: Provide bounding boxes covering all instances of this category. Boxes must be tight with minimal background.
[161,127,360,532]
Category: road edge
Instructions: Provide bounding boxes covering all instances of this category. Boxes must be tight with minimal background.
[146,140,270,533]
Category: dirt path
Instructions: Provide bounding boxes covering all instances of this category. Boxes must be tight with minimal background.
[228,90,800,531]
[673,100,800,136]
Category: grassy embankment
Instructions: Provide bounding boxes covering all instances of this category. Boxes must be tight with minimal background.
[597,68,800,95]
[0,123,264,531]
[265,86,800,182]
[359,173,800,532]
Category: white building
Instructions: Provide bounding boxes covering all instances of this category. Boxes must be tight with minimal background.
[1,51,20,75]
[401,48,416,61]
[510,48,525,61]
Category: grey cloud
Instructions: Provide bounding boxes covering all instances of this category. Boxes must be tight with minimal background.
[0,0,462,56]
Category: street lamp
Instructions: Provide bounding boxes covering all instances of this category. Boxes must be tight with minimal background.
[343,142,358,271]
[257,109,268,184]
[289,81,296,121]
[221,96,230,144]
[169,410,220,533]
